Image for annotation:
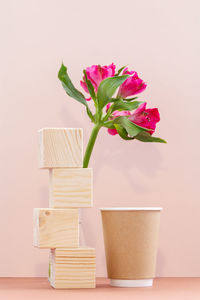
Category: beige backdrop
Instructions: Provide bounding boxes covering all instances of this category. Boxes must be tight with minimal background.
[0,0,199,277]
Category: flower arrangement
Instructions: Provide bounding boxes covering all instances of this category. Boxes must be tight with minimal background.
[58,63,166,168]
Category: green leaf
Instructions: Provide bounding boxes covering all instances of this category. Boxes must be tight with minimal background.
[135,131,167,143]
[123,97,138,102]
[97,75,129,109]
[115,65,127,76]
[58,63,87,107]
[114,124,134,140]
[113,116,150,137]
[86,106,95,122]
[83,70,96,102]
[103,120,115,129]
[110,100,144,113]
[109,97,122,102]
[108,96,138,103]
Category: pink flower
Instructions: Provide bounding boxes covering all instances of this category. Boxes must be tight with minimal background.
[108,128,118,135]
[107,102,160,136]
[106,103,131,117]
[129,102,160,135]
[118,68,147,98]
[80,63,116,96]
[106,103,131,135]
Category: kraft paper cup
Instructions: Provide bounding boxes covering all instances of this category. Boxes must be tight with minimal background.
[100,207,162,287]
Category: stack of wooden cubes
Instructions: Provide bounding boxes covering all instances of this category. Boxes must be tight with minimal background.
[33,128,96,289]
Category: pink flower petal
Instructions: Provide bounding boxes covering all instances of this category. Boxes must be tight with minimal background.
[108,128,118,135]
[118,70,147,98]
[80,63,116,94]
[106,103,111,111]
[129,103,160,135]
[113,110,131,117]
[122,67,135,75]
[134,102,147,114]
[80,80,89,93]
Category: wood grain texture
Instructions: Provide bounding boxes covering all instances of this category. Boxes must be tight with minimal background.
[49,168,93,208]
[33,208,79,248]
[39,128,83,168]
[49,248,96,289]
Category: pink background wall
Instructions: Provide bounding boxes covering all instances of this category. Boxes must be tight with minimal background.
[0,0,200,277]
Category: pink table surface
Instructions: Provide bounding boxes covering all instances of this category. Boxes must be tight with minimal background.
[0,277,200,300]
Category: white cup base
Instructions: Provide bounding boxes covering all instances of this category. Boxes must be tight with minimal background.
[110,279,153,287]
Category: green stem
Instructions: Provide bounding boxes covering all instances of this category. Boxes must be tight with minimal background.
[83,123,101,168]
[102,104,113,122]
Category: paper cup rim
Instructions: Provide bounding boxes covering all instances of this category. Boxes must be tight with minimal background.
[100,207,163,211]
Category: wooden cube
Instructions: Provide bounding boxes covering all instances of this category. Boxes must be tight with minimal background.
[49,248,96,289]
[39,128,83,168]
[33,208,79,248]
[49,168,93,208]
